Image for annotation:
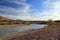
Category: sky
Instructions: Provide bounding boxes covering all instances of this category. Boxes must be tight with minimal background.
[0,0,60,21]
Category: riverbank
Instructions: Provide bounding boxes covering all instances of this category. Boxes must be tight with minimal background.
[0,22,60,40]
[0,24,29,28]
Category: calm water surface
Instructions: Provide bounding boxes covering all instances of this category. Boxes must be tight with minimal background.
[0,24,46,36]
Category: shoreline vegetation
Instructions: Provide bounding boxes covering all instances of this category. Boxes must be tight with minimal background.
[0,16,50,28]
[0,22,60,40]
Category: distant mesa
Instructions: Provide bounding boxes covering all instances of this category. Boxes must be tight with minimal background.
[0,16,23,25]
[0,16,30,25]
[0,16,12,21]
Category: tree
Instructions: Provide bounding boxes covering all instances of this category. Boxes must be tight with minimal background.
[47,19,53,26]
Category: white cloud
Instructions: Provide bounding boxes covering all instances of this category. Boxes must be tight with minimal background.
[13,0,60,20]
[10,16,40,21]
[0,0,60,21]
[0,5,26,15]
[0,0,31,20]
[35,0,60,20]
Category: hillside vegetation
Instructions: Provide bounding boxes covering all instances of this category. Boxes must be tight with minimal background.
[0,16,52,25]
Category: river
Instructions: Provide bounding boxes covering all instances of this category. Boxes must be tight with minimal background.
[0,24,46,36]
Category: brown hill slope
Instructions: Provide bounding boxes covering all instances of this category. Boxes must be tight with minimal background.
[1,22,60,40]
[0,16,12,21]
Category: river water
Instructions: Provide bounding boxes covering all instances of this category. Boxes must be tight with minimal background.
[0,24,46,36]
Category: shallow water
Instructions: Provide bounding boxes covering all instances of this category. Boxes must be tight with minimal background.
[0,24,46,36]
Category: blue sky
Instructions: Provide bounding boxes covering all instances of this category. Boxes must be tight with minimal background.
[0,0,60,21]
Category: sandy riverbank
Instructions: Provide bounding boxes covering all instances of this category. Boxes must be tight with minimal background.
[0,24,27,28]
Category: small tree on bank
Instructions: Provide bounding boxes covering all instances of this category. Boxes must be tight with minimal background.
[47,19,53,26]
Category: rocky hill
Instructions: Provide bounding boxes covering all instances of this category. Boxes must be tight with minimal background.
[0,22,60,40]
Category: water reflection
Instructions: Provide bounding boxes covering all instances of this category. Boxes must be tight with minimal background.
[0,24,46,36]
